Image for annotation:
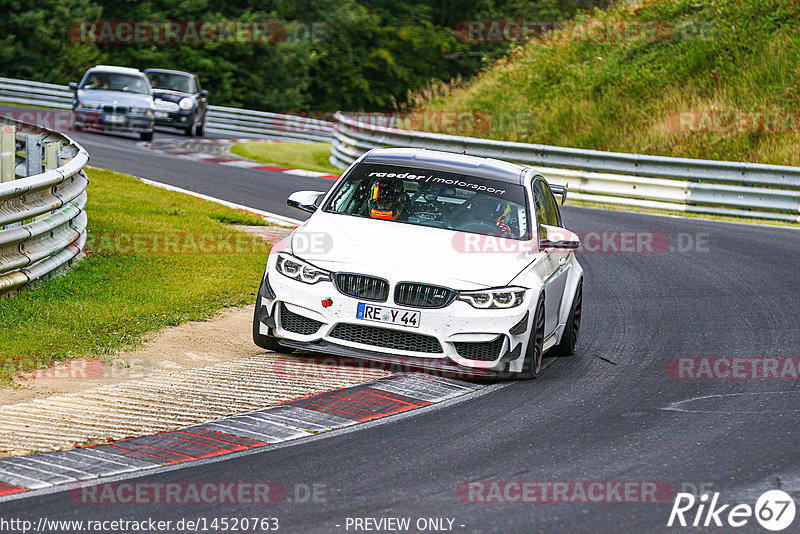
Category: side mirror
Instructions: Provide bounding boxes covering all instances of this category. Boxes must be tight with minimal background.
[199,89,208,97]
[550,184,567,205]
[287,191,325,214]
[68,82,78,91]
[539,224,580,250]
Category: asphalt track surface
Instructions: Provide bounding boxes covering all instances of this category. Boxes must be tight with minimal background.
[3,110,800,532]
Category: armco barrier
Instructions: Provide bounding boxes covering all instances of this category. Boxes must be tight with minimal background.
[0,117,89,296]
[0,76,333,142]
[4,75,799,222]
[330,112,800,223]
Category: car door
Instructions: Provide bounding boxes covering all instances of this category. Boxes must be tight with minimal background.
[194,76,207,118]
[533,178,570,336]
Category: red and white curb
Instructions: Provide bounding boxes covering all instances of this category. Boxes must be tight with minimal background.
[0,374,482,499]
[144,138,341,180]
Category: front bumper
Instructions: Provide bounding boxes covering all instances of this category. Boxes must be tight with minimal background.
[255,270,534,375]
[153,109,196,127]
[73,110,154,133]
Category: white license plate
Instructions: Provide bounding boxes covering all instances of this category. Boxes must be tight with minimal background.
[356,302,420,328]
[155,111,169,119]
[104,114,125,124]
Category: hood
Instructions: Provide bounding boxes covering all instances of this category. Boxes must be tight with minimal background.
[151,89,191,103]
[76,89,153,107]
[288,212,538,290]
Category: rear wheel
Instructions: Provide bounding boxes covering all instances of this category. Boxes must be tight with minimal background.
[551,279,582,356]
[517,294,545,379]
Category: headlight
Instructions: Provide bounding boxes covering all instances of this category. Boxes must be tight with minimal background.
[77,101,101,110]
[458,287,526,309]
[275,253,331,284]
[179,98,194,110]
[130,107,150,115]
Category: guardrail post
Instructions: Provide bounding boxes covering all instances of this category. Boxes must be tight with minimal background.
[25,134,43,177]
[0,125,13,182]
[36,141,61,221]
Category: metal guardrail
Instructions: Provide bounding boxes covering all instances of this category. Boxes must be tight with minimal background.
[331,112,800,223]
[0,77,334,143]
[0,117,89,296]
[5,75,798,222]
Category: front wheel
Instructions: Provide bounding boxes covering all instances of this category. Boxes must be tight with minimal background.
[516,294,546,379]
[551,279,582,356]
[139,131,153,141]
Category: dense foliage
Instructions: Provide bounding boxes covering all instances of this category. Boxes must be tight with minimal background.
[0,0,606,111]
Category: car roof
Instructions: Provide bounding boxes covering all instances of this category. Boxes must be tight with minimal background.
[360,148,527,185]
[89,65,145,76]
[144,69,193,77]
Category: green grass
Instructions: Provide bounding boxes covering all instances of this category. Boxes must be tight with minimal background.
[413,0,800,166]
[0,167,274,383]
[230,141,340,174]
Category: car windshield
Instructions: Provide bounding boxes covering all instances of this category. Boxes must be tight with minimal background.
[324,163,530,240]
[146,72,194,93]
[81,72,149,94]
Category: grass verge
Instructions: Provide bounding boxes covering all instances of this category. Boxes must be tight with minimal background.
[413,0,800,167]
[230,141,340,174]
[0,167,273,383]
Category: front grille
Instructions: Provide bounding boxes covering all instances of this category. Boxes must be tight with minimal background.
[103,105,128,114]
[334,273,389,302]
[395,282,457,309]
[329,323,443,353]
[280,303,324,335]
[454,336,506,361]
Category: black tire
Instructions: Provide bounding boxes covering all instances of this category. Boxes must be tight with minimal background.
[551,279,583,357]
[252,301,294,353]
[139,131,153,141]
[197,118,205,137]
[517,294,546,379]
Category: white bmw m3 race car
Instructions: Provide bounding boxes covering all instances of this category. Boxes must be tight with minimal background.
[253,148,583,379]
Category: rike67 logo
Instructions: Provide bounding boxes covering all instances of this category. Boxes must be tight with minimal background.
[668,490,796,531]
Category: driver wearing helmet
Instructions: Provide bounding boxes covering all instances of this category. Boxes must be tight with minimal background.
[368,180,406,220]
[454,194,515,236]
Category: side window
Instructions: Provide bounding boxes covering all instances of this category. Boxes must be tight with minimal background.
[532,180,549,232]
[541,182,563,227]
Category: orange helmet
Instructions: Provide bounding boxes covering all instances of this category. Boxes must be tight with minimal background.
[368,180,405,220]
